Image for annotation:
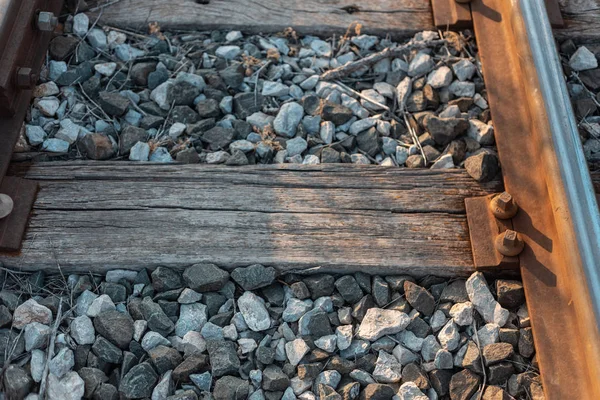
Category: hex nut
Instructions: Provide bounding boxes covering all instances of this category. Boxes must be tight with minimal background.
[490,192,519,219]
[16,68,37,89]
[495,230,525,257]
[37,11,58,32]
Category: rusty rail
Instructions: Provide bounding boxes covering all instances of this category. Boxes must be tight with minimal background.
[470,0,600,398]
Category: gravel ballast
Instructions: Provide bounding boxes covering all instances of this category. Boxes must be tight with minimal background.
[0,265,542,399]
[14,16,499,182]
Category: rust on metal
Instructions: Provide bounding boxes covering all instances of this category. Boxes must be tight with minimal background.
[489,191,518,219]
[543,0,564,28]
[495,230,525,257]
[471,0,600,398]
[465,194,519,271]
[0,176,37,251]
[431,0,473,29]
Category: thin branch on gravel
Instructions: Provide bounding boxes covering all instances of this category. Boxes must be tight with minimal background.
[319,40,446,81]
[39,301,62,400]
[472,320,487,400]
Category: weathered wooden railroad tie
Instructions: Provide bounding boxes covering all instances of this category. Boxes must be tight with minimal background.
[0,0,599,399]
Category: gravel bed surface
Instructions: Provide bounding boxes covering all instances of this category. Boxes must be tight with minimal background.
[0,265,542,400]
[14,14,499,182]
[561,41,600,168]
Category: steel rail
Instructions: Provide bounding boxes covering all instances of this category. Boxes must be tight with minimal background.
[513,0,600,389]
[471,0,600,397]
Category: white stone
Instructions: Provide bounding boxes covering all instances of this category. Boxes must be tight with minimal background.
[310,40,332,57]
[169,122,187,139]
[34,81,60,98]
[94,62,117,76]
[360,89,387,111]
[142,331,170,351]
[439,105,462,119]
[349,117,377,135]
[569,46,598,71]
[373,82,395,99]
[86,294,115,317]
[466,272,509,326]
[75,290,97,317]
[206,151,229,164]
[319,121,335,144]
[476,323,500,347]
[336,325,353,351]
[291,376,313,396]
[372,350,402,383]
[473,93,488,109]
[238,338,258,354]
[49,348,75,378]
[70,315,95,345]
[216,45,241,60]
[357,308,410,341]
[274,102,304,137]
[152,370,172,400]
[430,154,454,169]
[408,52,435,77]
[286,338,311,366]
[262,81,290,97]
[31,349,45,382]
[129,142,150,161]
[452,59,477,81]
[73,13,89,36]
[26,125,47,145]
[56,119,81,144]
[351,154,371,165]
[314,335,337,352]
[87,28,107,49]
[114,44,145,62]
[133,320,148,342]
[303,155,320,165]
[437,320,460,351]
[396,77,413,109]
[467,119,495,146]
[427,66,453,88]
[220,96,233,114]
[449,302,474,326]
[396,382,428,400]
[47,371,85,400]
[238,292,271,331]
[449,81,475,98]
[178,288,202,304]
[182,331,207,356]
[226,31,243,42]
[150,80,174,110]
[36,97,60,117]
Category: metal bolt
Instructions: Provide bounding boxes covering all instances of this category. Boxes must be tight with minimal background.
[36,11,58,32]
[0,194,14,220]
[490,191,519,219]
[495,230,525,257]
[16,68,37,89]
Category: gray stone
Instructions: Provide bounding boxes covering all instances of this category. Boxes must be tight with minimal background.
[421,335,441,362]
[176,303,208,337]
[98,91,130,116]
[183,263,229,292]
[334,275,363,304]
[437,320,460,351]
[120,363,158,399]
[372,350,402,383]
[299,308,332,337]
[87,294,115,317]
[408,53,435,77]
[286,136,308,157]
[466,272,509,326]
[238,292,270,331]
[24,322,51,351]
[216,45,241,59]
[274,102,304,137]
[396,382,428,400]
[452,59,477,82]
[214,376,249,400]
[49,348,75,378]
[286,338,311,366]
[4,365,32,399]
[207,340,240,377]
[569,46,598,71]
[449,302,474,326]
[47,371,85,400]
[404,281,435,316]
[283,298,313,322]
[26,125,47,145]
[31,349,45,382]
[129,142,150,161]
[141,331,169,351]
[231,264,277,290]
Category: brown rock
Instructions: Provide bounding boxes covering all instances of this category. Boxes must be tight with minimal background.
[429,369,452,396]
[465,151,500,182]
[401,363,430,390]
[449,369,481,400]
[79,133,116,160]
[404,281,435,316]
[482,386,515,400]
[359,383,395,400]
[173,354,208,382]
[120,126,148,155]
[49,35,79,60]
[131,62,158,86]
[518,327,535,358]
[461,341,483,373]
[488,362,515,385]
[427,117,469,146]
[483,342,515,366]
[496,280,525,309]
[406,154,425,168]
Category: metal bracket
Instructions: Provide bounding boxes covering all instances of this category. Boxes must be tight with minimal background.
[465,194,520,271]
[0,176,38,251]
[431,0,563,29]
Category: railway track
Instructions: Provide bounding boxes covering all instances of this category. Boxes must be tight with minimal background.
[0,0,599,399]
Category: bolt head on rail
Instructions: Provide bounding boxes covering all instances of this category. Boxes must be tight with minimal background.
[0,194,14,220]
[495,229,525,257]
[490,191,519,219]
[16,68,37,90]
[37,12,58,32]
